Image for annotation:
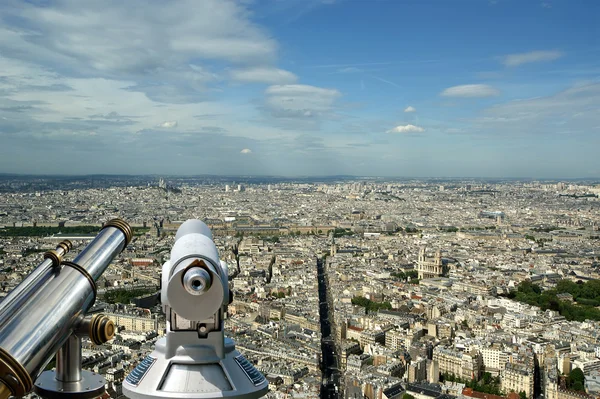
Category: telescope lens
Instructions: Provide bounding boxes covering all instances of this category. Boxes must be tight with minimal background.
[183,267,212,296]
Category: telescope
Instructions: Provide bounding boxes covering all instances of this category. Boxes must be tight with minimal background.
[123,220,268,399]
[0,219,132,399]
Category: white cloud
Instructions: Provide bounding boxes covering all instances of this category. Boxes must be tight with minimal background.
[0,0,278,73]
[502,50,563,67]
[230,67,297,84]
[441,84,500,98]
[240,148,252,154]
[462,83,600,137]
[387,124,425,133]
[404,106,416,113]
[157,121,178,128]
[264,84,341,118]
[0,0,283,105]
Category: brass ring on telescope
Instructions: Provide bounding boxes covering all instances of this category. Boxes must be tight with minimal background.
[60,261,97,305]
[0,347,33,397]
[103,218,133,249]
[43,250,61,267]
[57,240,72,252]
[89,314,115,345]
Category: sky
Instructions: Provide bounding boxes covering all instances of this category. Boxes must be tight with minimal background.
[0,0,598,178]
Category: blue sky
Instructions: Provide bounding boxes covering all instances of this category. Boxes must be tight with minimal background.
[0,0,598,177]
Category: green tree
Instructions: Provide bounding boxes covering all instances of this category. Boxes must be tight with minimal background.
[572,381,584,392]
[519,391,527,399]
[482,372,492,385]
[391,271,406,280]
[568,368,585,391]
[406,270,419,279]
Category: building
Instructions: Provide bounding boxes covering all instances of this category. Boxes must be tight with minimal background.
[130,258,154,267]
[501,362,534,399]
[433,346,483,381]
[106,311,160,333]
[417,247,443,279]
[359,330,386,348]
[386,329,407,351]
[409,358,428,383]
[481,345,510,375]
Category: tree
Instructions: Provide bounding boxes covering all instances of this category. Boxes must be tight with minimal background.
[568,368,585,391]
[482,372,492,385]
[572,381,584,392]
[519,391,527,399]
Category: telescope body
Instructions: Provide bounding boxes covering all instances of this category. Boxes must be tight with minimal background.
[123,220,267,399]
[0,220,132,398]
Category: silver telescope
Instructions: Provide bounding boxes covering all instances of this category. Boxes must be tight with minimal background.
[0,219,132,399]
[123,219,268,399]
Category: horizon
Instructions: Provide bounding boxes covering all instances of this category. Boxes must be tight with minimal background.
[0,1,598,177]
[1,172,599,182]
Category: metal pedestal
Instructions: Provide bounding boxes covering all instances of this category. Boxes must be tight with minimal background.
[34,370,105,399]
[33,335,106,399]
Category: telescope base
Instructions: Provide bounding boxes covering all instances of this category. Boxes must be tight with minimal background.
[123,337,268,399]
[34,370,106,399]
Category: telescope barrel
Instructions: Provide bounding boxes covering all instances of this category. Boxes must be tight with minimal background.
[0,240,72,323]
[0,219,132,398]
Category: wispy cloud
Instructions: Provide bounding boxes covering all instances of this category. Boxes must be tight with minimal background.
[311,62,392,69]
[264,84,341,119]
[387,124,424,133]
[502,50,563,67]
[370,75,402,89]
[157,121,178,128]
[441,84,500,98]
[337,67,362,73]
[470,82,600,136]
[404,106,416,113]
[229,67,298,84]
[240,148,252,154]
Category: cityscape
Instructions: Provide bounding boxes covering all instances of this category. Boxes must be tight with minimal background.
[1,175,600,399]
[0,1,597,397]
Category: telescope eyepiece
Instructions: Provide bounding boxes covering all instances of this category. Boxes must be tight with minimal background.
[183,266,212,295]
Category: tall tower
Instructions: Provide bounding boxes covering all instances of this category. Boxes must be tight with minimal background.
[330,233,337,256]
[435,250,442,267]
[418,247,426,263]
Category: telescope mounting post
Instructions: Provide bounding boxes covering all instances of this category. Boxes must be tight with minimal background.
[34,335,105,399]
[34,313,116,399]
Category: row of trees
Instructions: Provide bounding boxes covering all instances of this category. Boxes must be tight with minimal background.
[0,225,100,237]
[391,270,419,281]
[461,226,497,231]
[351,296,392,313]
[103,287,157,304]
[0,226,149,237]
[441,372,503,396]
[507,280,600,321]
[333,228,354,238]
[531,226,564,232]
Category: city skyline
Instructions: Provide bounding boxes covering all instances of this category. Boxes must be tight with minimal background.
[0,0,598,177]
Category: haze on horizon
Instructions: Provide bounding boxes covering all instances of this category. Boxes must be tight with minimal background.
[0,0,598,179]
